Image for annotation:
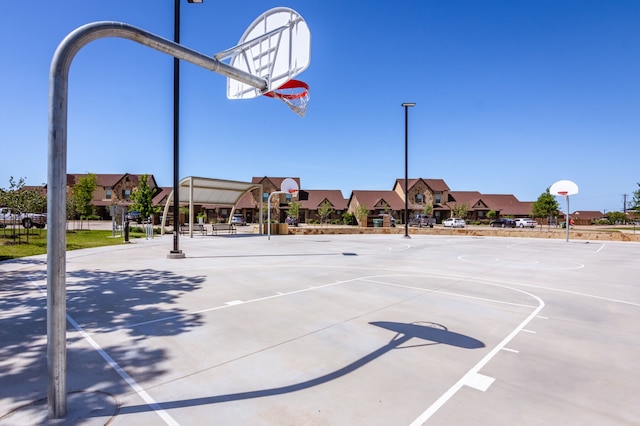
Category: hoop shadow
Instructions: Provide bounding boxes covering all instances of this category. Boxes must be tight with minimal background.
[118,321,484,415]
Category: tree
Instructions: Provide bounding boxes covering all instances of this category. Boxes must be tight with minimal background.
[130,174,154,219]
[72,173,97,219]
[422,204,433,217]
[606,211,628,224]
[342,211,357,225]
[355,204,370,226]
[450,203,468,219]
[317,200,334,225]
[288,200,301,224]
[631,183,640,216]
[487,210,497,221]
[0,177,26,216]
[531,188,560,226]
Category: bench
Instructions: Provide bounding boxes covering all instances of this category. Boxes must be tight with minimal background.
[179,224,206,235]
[211,223,236,235]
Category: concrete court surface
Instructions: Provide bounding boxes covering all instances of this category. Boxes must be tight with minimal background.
[1,232,639,425]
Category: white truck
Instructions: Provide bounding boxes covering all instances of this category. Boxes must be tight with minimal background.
[0,207,47,229]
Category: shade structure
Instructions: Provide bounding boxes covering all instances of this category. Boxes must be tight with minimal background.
[161,176,263,237]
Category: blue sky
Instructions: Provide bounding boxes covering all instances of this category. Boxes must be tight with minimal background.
[1,1,638,213]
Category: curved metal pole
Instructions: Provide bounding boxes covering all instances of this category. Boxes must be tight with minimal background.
[47,21,267,419]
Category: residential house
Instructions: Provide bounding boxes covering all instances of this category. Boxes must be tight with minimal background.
[66,173,159,219]
[571,210,605,225]
[347,190,404,224]
[235,177,303,223]
[298,190,348,224]
[392,178,451,222]
[445,192,534,222]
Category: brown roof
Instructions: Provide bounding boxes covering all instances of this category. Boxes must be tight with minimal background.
[300,190,347,210]
[481,194,531,216]
[349,190,404,211]
[572,210,604,220]
[67,173,157,188]
[251,176,301,190]
[153,187,173,206]
[447,191,484,209]
[394,178,450,193]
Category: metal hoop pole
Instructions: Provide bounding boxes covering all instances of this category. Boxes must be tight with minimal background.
[48,21,267,418]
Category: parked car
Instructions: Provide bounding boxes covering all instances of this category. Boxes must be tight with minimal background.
[0,207,47,229]
[126,211,142,223]
[409,214,435,228]
[490,218,516,228]
[514,218,537,228]
[231,214,247,226]
[443,218,465,228]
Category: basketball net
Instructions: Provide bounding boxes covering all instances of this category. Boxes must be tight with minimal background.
[264,80,309,118]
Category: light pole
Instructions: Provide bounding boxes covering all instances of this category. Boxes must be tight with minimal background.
[401,102,415,239]
[170,0,203,259]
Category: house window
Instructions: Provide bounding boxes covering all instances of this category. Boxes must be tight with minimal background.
[416,194,423,203]
[285,194,291,203]
[263,192,269,202]
[435,192,441,204]
[123,189,131,200]
[106,188,112,199]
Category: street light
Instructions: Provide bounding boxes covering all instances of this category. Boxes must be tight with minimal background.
[401,102,416,239]
[170,0,203,259]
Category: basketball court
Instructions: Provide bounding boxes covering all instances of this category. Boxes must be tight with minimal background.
[1,233,639,424]
[34,5,640,424]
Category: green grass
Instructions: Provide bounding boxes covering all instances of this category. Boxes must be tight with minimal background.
[0,229,136,261]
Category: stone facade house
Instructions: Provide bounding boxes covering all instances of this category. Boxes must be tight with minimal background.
[298,190,348,224]
[66,173,159,219]
[347,190,404,223]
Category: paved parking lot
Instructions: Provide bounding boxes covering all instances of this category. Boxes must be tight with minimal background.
[1,233,639,425]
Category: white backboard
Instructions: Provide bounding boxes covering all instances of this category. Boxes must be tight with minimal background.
[550,180,579,196]
[218,7,311,100]
[281,178,299,194]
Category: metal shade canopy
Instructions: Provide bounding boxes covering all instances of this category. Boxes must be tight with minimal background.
[161,176,263,237]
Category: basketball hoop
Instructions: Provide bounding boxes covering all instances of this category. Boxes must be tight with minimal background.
[264,79,309,118]
[558,191,568,197]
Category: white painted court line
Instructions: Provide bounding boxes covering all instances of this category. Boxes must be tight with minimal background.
[225,300,244,306]
[501,347,519,353]
[65,315,179,426]
[32,281,179,426]
[464,373,495,392]
[410,285,545,425]
[359,278,539,309]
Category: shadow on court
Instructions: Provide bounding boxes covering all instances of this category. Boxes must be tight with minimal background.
[0,267,205,415]
[116,321,484,415]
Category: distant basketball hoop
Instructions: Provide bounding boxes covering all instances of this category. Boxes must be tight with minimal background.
[550,180,579,242]
[264,79,309,117]
[280,177,299,195]
[550,180,578,197]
